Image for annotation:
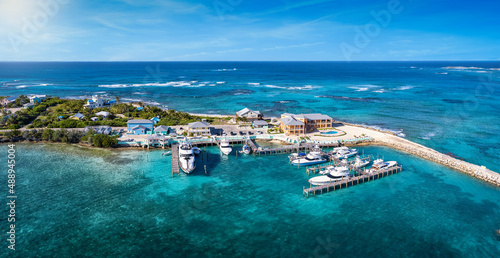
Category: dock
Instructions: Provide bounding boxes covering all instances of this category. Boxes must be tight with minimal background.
[303,165,403,197]
[171,144,180,176]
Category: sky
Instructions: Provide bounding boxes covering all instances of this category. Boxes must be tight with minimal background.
[0,0,499,61]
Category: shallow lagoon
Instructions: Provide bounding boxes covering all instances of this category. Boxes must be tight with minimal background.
[1,143,499,257]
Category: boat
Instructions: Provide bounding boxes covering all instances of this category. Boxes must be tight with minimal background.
[241,145,251,154]
[334,148,358,159]
[291,145,327,166]
[161,151,172,156]
[353,156,370,168]
[179,141,196,174]
[309,166,350,185]
[367,159,397,173]
[192,146,201,155]
[219,138,232,155]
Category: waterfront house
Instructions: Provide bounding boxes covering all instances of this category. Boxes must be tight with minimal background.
[71,113,85,120]
[96,111,110,118]
[145,134,167,147]
[85,126,112,135]
[127,119,154,134]
[1,96,18,106]
[280,113,333,136]
[84,96,116,110]
[188,120,211,136]
[150,116,160,124]
[154,125,171,135]
[28,94,46,104]
[252,120,269,129]
[236,108,263,120]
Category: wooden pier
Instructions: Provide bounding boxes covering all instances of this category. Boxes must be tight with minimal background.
[303,165,403,197]
[171,144,180,176]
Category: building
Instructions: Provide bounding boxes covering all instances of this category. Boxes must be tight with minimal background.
[96,111,110,118]
[150,116,160,124]
[1,96,18,106]
[188,120,211,136]
[236,108,263,120]
[84,126,112,135]
[91,117,99,121]
[84,95,116,110]
[280,113,333,136]
[145,134,167,147]
[127,119,154,134]
[154,125,171,135]
[71,113,85,120]
[252,120,269,129]
[23,103,34,109]
[28,94,47,104]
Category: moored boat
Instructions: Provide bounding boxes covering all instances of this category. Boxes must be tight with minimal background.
[309,166,350,185]
[179,141,196,174]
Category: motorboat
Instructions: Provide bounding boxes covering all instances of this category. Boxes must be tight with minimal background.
[291,145,326,166]
[367,159,397,173]
[334,148,358,159]
[179,141,196,174]
[353,156,370,168]
[219,138,232,155]
[309,166,350,185]
[192,146,201,155]
[241,145,251,154]
[161,151,172,156]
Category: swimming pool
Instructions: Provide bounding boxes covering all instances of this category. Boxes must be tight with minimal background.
[320,131,338,135]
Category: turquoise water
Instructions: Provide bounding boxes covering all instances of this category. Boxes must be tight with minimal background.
[320,131,338,135]
[1,143,499,257]
[1,61,499,174]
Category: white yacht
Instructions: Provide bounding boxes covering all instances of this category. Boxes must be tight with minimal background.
[367,159,398,173]
[291,145,326,166]
[353,156,370,169]
[309,166,350,185]
[179,141,196,174]
[334,148,358,159]
[241,145,251,154]
[219,138,232,155]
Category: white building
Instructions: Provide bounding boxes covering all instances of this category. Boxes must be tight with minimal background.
[84,95,106,109]
[96,111,111,118]
[236,108,263,120]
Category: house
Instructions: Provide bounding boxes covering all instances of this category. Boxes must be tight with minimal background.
[71,113,85,120]
[154,125,171,135]
[127,119,154,134]
[58,116,65,120]
[188,120,211,136]
[280,113,333,136]
[91,117,99,122]
[1,96,18,106]
[84,126,112,135]
[23,103,34,109]
[28,94,47,104]
[96,111,110,118]
[150,116,160,124]
[236,108,263,120]
[145,134,167,147]
[84,95,116,110]
[252,120,269,129]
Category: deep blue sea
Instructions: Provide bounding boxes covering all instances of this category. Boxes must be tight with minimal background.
[1,62,500,256]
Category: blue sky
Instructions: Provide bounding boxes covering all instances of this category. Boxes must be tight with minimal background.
[0,0,499,61]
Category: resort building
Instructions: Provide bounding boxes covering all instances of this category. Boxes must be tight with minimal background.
[84,95,116,110]
[280,113,333,136]
[188,120,211,136]
[154,125,171,135]
[252,120,269,129]
[236,108,263,120]
[127,119,154,135]
[71,113,85,120]
[1,96,18,106]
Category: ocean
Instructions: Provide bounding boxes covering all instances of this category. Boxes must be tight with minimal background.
[0,61,499,256]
